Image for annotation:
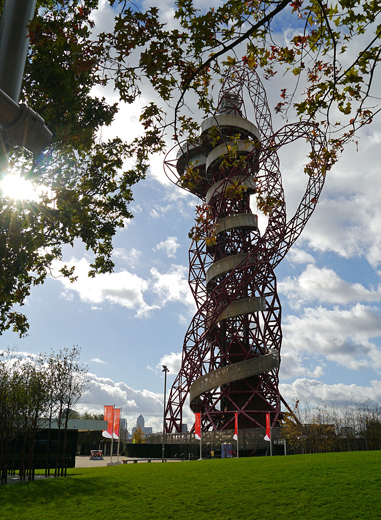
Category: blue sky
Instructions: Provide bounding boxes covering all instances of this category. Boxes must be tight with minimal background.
[1,0,381,434]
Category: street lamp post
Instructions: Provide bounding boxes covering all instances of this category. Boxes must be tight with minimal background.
[162,365,169,463]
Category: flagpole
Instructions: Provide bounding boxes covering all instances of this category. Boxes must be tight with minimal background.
[234,412,239,458]
[116,407,121,464]
[264,412,271,455]
[200,430,202,460]
[270,424,273,457]
[195,412,202,459]
[110,404,115,463]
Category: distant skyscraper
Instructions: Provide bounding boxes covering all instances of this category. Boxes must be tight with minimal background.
[119,417,128,442]
[132,414,152,436]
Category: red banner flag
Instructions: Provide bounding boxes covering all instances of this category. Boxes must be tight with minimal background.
[114,408,120,439]
[102,405,114,439]
[233,412,238,441]
[264,412,271,441]
[194,412,201,440]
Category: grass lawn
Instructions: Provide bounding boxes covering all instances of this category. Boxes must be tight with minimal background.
[1,451,380,519]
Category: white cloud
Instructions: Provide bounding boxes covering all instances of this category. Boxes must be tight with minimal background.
[154,237,180,258]
[79,372,165,432]
[61,291,74,302]
[279,264,381,309]
[270,106,381,269]
[300,193,381,267]
[76,372,194,433]
[280,378,381,407]
[178,314,188,325]
[280,349,325,380]
[283,304,381,370]
[149,202,179,219]
[151,265,195,311]
[51,257,195,317]
[53,257,158,318]
[165,183,195,205]
[113,248,141,269]
[91,0,116,34]
[286,248,316,265]
[150,208,162,219]
[293,127,381,268]
[90,358,107,365]
[157,351,182,374]
[131,204,143,214]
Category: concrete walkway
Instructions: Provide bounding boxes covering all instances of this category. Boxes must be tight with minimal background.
[75,456,185,468]
[75,455,115,468]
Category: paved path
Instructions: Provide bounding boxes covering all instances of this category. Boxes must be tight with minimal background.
[75,455,115,468]
[75,456,184,468]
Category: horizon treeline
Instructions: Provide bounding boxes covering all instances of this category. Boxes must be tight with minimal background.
[282,400,381,454]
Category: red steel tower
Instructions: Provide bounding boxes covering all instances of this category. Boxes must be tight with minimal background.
[164,64,327,434]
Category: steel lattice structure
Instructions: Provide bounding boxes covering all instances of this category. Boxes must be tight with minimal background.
[164,64,327,434]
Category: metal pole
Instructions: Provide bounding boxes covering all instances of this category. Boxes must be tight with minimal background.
[116,407,122,464]
[110,405,115,463]
[270,426,273,457]
[162,365,169,462]
[0,0,37,102]
[235,411,239,458]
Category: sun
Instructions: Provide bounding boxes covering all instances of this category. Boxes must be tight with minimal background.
[0,172,40,201]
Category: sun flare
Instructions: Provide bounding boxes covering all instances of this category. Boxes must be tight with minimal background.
[0,173,40,201]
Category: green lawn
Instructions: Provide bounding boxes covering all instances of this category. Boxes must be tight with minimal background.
[1,451,380,519]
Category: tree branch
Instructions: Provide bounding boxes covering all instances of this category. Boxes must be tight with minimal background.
[174,0,291,135]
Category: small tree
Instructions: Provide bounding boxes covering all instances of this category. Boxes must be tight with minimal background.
[80,412,103,420]
[0,350,50,474]
[356,402,381,451]
[23,361,50,475]
[0,350,22,470]
[49,346,88,472]
[282,401,336,454]
[132,426,145,444]
[281,401,305,454]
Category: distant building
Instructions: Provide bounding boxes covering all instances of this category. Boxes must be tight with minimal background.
[132,414,152,436]
[119,418,128,442]
[137,414,144,430]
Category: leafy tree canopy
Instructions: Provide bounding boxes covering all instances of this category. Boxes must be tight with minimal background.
[1,0,380,335]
